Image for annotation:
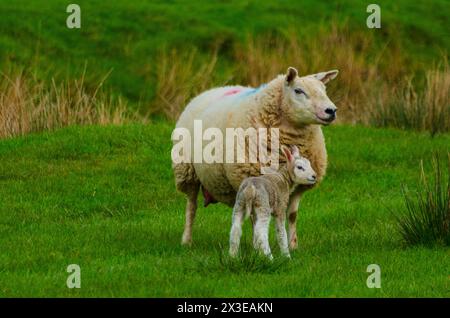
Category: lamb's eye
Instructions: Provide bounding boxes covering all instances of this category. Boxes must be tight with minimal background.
[297,165,304,171]
[294,88,307,97]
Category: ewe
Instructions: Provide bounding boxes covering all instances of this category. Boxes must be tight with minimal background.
[229,146,316,259]
[173,67,338,248]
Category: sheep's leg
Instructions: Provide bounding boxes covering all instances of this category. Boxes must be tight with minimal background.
[275,213,290,258]
[229,203,245,257]
[254,209,272,260]
[287,193,301,250]
[173,162,200,246]
[181,185,200,245]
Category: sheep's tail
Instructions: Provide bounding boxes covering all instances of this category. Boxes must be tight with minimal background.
[242,184,256,220]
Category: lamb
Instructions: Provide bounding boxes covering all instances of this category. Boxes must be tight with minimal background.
[229,146,317,259]
[173,67,339,248]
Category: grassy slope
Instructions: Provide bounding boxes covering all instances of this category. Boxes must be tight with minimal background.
[0,123,449,297]
[1,0,448,103]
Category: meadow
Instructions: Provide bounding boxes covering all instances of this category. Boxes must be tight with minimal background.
[0,123,449,297]
[0,0,449,297]
[1,0,449,133]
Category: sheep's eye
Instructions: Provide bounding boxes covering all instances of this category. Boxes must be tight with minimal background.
[297,165,304,171]
[294,88,307,97]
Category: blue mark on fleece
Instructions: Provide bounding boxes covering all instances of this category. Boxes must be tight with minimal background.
[239,83,267,98]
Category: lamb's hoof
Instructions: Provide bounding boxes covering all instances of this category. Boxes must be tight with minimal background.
[181,235,192,246]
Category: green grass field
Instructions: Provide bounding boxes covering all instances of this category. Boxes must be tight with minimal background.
[1,0,448,105]
[0,123,449,297]
[0,0,449,298]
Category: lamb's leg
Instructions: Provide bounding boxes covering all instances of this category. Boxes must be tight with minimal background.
[287,193,301,250]
[253,209,272,260]
[275,213,290,258]
[229,202,245,257]
[250,214,258,249]
[181,185,200,245]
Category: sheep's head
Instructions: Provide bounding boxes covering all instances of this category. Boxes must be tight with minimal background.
[282,67,339,126]
[282,145,317,185]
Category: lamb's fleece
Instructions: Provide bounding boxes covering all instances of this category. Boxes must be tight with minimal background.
[174,75,328,206]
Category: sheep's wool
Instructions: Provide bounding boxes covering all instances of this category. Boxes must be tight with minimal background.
[173,74,329,207]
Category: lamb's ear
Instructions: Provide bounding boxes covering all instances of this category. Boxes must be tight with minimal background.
[281,145,293,163]
[290,145,300,157]
[313,70,339,84]
[286,67,298,85]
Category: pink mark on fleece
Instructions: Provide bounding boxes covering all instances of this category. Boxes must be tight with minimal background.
[222,87,243,97]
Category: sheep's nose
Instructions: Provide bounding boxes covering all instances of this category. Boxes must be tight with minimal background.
[325,108,336,116]
[311,175,317,180]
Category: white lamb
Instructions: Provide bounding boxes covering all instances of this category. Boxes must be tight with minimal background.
[229,146,317,259]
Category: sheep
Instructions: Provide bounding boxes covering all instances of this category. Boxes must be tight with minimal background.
[173,66,338,248]
[229,145,317,259]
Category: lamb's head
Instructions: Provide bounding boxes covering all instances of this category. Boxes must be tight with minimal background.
[282,145,317,185]
[281,66,339,126]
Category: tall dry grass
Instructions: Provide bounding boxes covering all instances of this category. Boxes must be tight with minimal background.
[152,48,218,120]
[1,23,448,138]
[0,71,145,139]
[233,23,409,125]
[153,24,449,134]
[371,61,450,135]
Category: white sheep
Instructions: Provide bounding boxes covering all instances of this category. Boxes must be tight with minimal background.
[173,67,338,248]
[229,145,317,259]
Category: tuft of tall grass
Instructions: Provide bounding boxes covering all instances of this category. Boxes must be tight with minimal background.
[0,70,145,139]
[396,153,450,246]
[371,60,450,135]
[152,48,218,121]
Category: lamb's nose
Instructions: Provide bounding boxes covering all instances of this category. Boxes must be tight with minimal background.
[325,108,336,116]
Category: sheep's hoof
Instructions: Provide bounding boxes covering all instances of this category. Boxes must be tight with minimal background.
[289,237,298,250]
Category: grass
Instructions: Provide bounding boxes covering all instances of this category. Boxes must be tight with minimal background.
[370,61,450,135]
[153,27,449,132]
[0,122,449,297]
[0,0,449,297]
[2,0,448,90]
[397,154,450,246]
[0,70,146,138]
[1,1,449,132]
[1,50,448,138]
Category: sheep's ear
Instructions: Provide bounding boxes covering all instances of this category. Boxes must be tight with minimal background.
[313,70,339,84]
[290,145,300,157]
[286,67,298,85]
[281,145,293,163]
